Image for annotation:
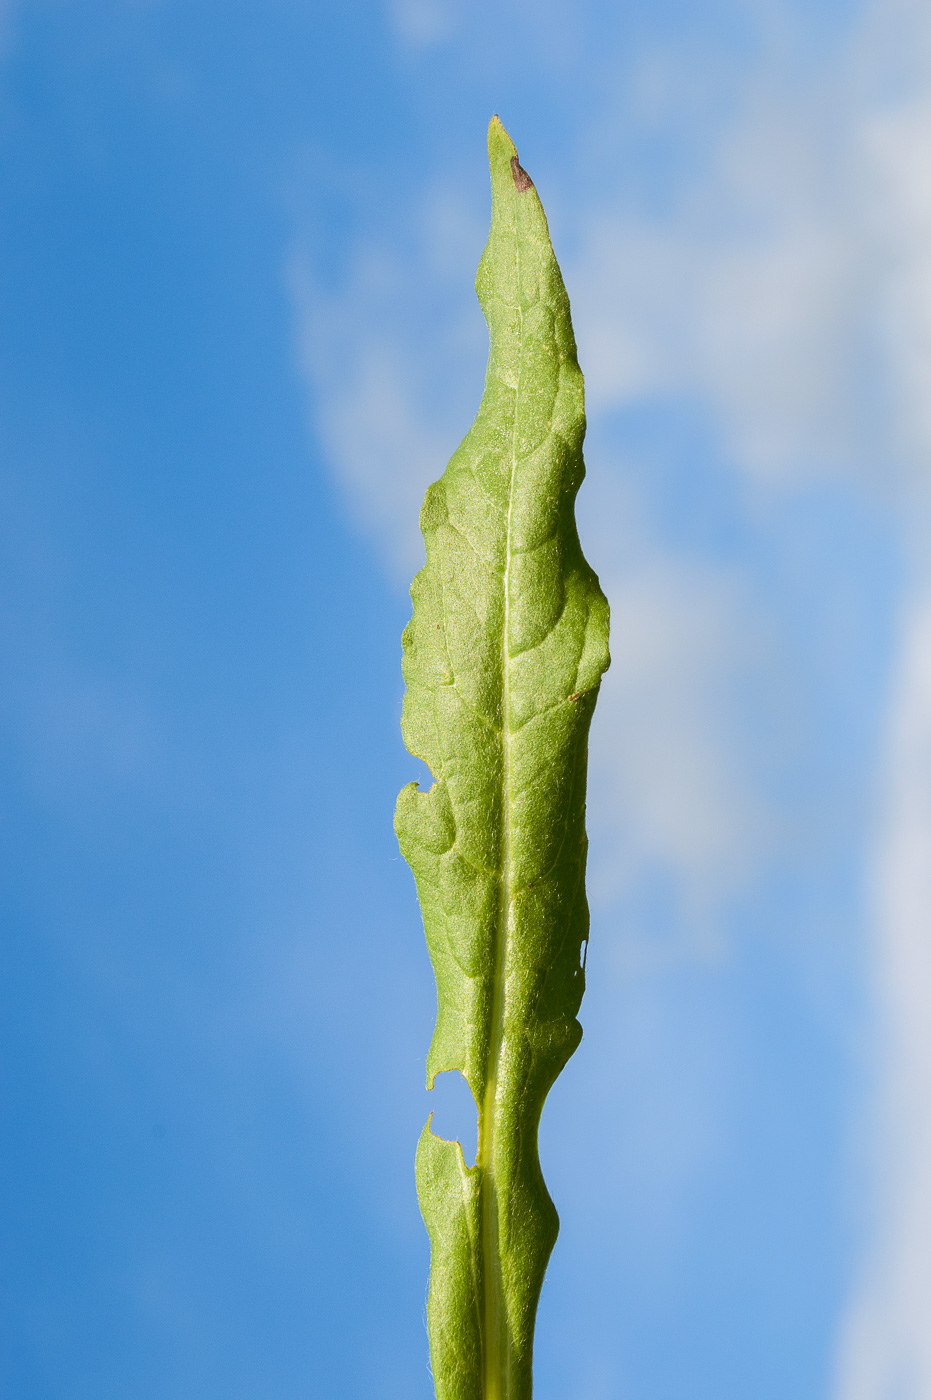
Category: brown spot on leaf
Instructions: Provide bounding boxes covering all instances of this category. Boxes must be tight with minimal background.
[510,156,534,193]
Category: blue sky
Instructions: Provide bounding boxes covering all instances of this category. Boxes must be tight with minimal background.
[3,1,931,1398]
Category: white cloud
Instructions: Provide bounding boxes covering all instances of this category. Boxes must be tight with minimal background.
[289,185,485,578]
[861,95,931,486]
[836,595,931,1400]
[665,4,931,1396]
[387,0,457,48]
[568,64,884,489]
[587,550,770,931]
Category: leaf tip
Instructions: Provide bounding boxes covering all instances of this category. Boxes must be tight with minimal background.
[487,112,516,162]
[487,116,534,194]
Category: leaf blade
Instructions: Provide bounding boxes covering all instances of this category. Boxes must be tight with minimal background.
[396,116,610,1400]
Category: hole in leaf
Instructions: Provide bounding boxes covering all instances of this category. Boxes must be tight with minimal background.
[580,937,589,971]
[409,755,434,790]
[428,1070,478,1166]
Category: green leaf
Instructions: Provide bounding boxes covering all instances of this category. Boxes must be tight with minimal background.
[395,116,610,1400]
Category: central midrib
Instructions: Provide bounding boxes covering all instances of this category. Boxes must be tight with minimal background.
[481,220,523,1400]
